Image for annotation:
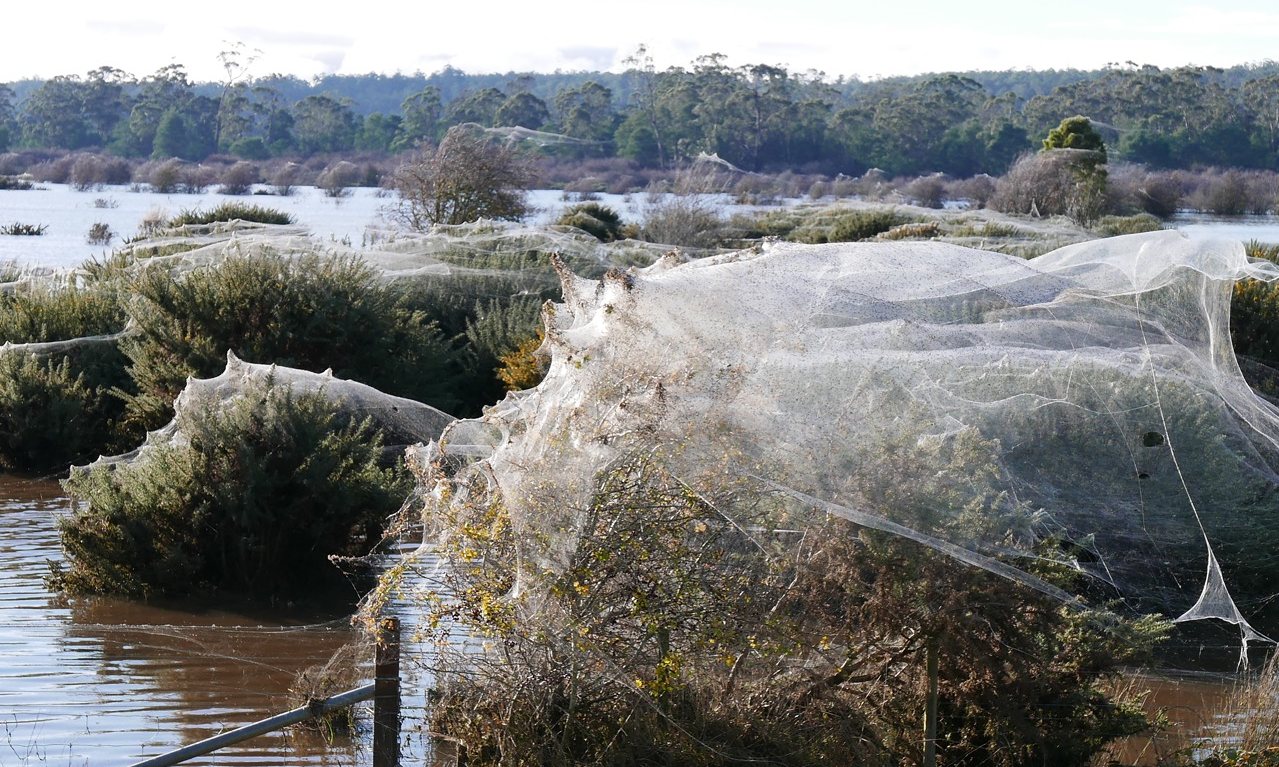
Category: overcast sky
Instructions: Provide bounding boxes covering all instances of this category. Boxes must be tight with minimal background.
[6,0,1279,84]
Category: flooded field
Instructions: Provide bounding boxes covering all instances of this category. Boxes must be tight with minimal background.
[0,474,433,766]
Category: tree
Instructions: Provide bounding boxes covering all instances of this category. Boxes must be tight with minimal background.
[0,84,14,152]
[1043,114,1107,158]
[494,92,550,130]
[392,85,442,151]
[554,81,617,143]
[443,87,505,127]
[391,125,536,229]
[355,112,402,152]
[291,94,357,154]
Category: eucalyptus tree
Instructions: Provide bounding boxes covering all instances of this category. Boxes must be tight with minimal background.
[393,85,442,150]
[494,91,550,130]
[290,94,358,154]
[554,80,616,143]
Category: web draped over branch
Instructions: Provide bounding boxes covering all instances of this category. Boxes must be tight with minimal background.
[416,230,1279,652]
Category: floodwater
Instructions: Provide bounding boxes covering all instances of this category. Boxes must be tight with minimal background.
[0,471,1258,766]
[0,474,433,766]
[0,184,650,270]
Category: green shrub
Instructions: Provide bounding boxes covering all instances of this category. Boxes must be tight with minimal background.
[0,279,134,471]
[0,353,100,473]
[556,202,625,242]
[827,209,910,242]
[1093,213,1163,237]
[167,202,294,227]
[56,377,411,599]
[0,280,125,344]
[785,209,911,244]
[0,222,48,236]
[120,251,459,431]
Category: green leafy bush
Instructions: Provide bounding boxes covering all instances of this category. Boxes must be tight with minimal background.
[120,251,459,430]
[167,202,294,227]
[1093,213,1163,236]
[556,202,625,242]
[0,354,100,473]
[0,279,133,471]
[56,377,410,599]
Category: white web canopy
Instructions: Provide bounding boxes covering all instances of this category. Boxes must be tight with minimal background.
[418,230,1279,647]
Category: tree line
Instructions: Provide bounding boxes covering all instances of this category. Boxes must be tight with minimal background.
[5,55,1279,177]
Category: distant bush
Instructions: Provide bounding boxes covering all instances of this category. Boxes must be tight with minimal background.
[269,162,301,196]
[792,209,912,243]
[86,222,114,245]
[217,161,259,195]
[949,175,997,208]
[556,202,625,242]
[0,222,47,236]
[318,161,361,198]
[0,176,34,190]
[1092,213,1163,237]
[120,251,459,430]
[167,202,294,227]
[229,136,270,161]
[640,194,728,249]
[904,174,947,208]
[70,153,131,190]
[56,377,411,598]
[990,149,1107,224]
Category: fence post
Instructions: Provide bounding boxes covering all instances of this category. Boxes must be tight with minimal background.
[373,616,401,767]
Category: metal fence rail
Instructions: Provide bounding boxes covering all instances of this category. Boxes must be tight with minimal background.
[127,617,401,767]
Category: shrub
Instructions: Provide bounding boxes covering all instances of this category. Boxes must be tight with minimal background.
[0,354,99,473]
[391,126,536,229]
[0,176,34,190]
[229,136,270,160]
[145,158,185,193]
[167,202,294,227]
[119,251,459,430]
[1093,213,1163,237]
[417,443,1166,767]
[990,149,1107,224]
[318,161,361,198]
[0,222,48,236]
[56,377,411,598]
[555,202,625,242]
[640,194,728,249]
[217,161,259,195]
[904,174,948,208]
[270,162,300,196]
[950,174,997,208]
[86,222,113,245]
[0,277,133,471]
[828,209,910,242]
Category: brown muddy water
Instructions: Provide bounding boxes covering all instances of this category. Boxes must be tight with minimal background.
[0,474,432,766]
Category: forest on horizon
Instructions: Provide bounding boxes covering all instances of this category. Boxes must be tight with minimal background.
[5,55,1279,179]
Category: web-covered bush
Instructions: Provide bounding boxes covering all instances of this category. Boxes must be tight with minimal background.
[56,376,410,598]
[387,230,1279,765]
[0,276,132,471]
[119,250,459,430]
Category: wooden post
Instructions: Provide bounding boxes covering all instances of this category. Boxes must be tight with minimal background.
[922,636,939,767]
[374,616,402,767]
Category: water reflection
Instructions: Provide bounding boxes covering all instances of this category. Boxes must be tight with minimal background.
[0,474,369,765]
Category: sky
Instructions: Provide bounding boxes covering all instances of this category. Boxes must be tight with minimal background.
[5,0,1279,84]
